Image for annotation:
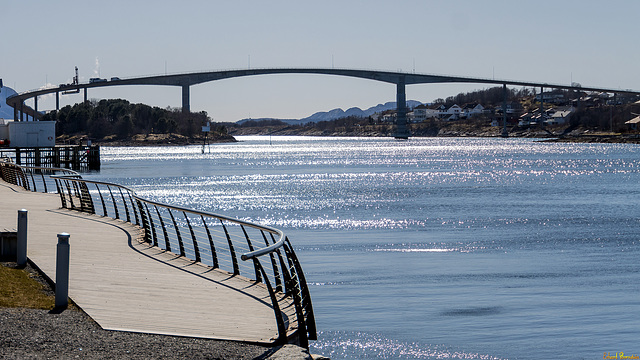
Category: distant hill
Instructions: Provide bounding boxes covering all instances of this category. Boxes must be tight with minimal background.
[237,100,424,125]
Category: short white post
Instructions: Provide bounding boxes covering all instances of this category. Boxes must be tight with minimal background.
[17,209,28,267]
[55,233,70,309]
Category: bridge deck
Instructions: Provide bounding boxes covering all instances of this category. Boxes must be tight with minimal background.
[0,181,291,344]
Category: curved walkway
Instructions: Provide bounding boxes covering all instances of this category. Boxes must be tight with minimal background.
[0,181,290,344]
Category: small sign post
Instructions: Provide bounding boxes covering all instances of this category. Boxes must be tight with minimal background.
[201,121,210,154]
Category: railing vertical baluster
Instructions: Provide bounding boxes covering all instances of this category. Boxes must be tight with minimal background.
[154,205,171,252]
[71,181,85,212]
[183,212,200,263]
[169,209,185,257]
[79,181,95,214]
[220,220,239,276]
[200,216,218,268]
[144,203,158,247]
[55,179,67,208]
[256,263,288,346]
[263,231,282,292]
[137,200,152,244]
[284,238,317,340]
[107,185,119,219]
[29,171,37,192]
[118,188,131,223]
[129,193,140,225]
[71,180,81,198]
[280,244,309,349]
[64,180,75,209]
[18,168,29,190]
[95,184,107,216]
[40,172,48,193]
[241,225,262,283]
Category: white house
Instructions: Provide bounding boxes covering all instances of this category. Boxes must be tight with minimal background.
[444,104,462,120]
[412,104,429,122]
[461,103,484,118]
[535,90,565,103]
[545,106,575,125]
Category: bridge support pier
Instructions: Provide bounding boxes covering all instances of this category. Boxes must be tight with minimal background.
[182,85,190,113]
[540,86,544,123]
[394,78,410,139]
[83,87,87,103]
[501,84,508,137]
[34,96,38,117]
[56,91,59,111]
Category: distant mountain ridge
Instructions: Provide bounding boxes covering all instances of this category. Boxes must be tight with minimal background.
[237,100,423,125]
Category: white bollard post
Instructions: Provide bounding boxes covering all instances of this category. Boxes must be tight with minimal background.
[17,209,28,267]
[55,233,70,309]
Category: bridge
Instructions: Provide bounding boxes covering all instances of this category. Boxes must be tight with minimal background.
[6,68,640,138]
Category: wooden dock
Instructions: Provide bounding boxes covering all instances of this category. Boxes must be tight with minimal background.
[0,181,291,343]
[0,145,101,171]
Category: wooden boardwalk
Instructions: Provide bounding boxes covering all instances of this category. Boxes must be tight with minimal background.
[0,181,291,344]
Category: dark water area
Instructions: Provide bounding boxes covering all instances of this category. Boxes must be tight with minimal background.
[86,136,640,359]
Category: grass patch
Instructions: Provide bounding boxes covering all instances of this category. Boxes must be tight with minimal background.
[0,263,54,309]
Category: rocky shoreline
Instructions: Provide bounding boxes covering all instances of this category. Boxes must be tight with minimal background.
[57,132,238,147]
[228,124,640,144]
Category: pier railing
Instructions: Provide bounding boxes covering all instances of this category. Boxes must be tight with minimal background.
[0,159,316,347]
[0,158,81,192]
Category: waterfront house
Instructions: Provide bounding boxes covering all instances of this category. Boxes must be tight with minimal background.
[625,115,640,130]
[444,104,462,121]
[545,106,575,125]
[461,103,484,118]
[535,90,566,104]
[412,104,429,122]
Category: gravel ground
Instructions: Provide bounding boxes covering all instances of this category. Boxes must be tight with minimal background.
[0,307,277,359]
[0,262,291,360]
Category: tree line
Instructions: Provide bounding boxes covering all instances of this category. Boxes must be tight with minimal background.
[42,99,228,140]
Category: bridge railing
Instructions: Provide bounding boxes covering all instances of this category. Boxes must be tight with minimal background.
[0,158,316,347]
[50,174,316,346]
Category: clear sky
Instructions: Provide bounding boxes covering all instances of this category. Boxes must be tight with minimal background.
[2,0,639,121]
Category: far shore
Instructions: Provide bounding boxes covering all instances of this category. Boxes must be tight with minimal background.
[54,128,640,147]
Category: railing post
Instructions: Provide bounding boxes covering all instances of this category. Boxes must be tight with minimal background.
[96,184,107,216]
[40,172,48,193]
[17,209,28,267]
[201,216,218,268]
[155,206,171,252]
[169,209,185,257]
[118,188,131,223]
[183,212,200,263]
[241,225,262,283]
[54,179,67,208]
[221,220,239,275]
[143,203,157,246]
[264,232,282,292]
[55,233,70,309]
[257,263,288,345]
[107,186,119,219]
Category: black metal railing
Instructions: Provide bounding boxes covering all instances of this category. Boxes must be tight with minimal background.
[0,158,81,192]
[0,158,316,347]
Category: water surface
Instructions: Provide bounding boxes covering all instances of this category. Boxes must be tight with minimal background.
[87,136,640,359]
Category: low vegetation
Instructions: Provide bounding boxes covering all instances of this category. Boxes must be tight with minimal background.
[0,263,54,309]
